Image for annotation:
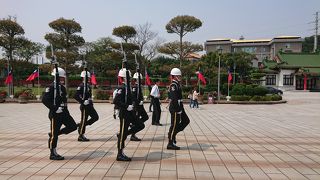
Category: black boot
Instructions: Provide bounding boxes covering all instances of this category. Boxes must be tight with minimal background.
[116,149,131,161]
[167,141,180,150]
[130,134,141,141]
[78,134,90,142]
[50,149,64,160]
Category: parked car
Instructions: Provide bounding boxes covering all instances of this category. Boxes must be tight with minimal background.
[266,87,283,95]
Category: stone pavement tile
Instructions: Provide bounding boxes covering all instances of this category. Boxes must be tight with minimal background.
[105,162,129,177]
[160,157,176,171]
[84,168,108,179]
[65,175,84,180]
[312,168,320,174]
[102,177,121,180]
[267,173,289,180]
[194,171,214,180]
[141,163,160,178]
[0,167,8,173]
[8,167,41,180]
[225,164,246,173]
[27,175,48,180]
[159,170,177,179]
[209,165,233,179]
[177,164,195,179]
[306,174,320,180]
[234,155,255,167]
[1,161,34,175]
[122,169,142,179]
[46,168,74,180]
[259,164,282,174]
[68,162,96,177]
[243,166,270,180]
[230,172,252,180]
[278,167,308,179]
[33,161,65,177]
[0,174,12,180]
[205,154,224,166]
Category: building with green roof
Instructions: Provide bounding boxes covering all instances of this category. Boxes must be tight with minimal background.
[261,52,320,91]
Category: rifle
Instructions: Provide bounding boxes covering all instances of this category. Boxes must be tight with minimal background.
[120,43,132,106]
[82,59,88,102]
[50,44,60,109]
[134,51,142,104]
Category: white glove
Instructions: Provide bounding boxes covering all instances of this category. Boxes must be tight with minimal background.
[83,100,90,105]
[177,111,182,114]
[56,107,63,114]
[139,101,143,105]
[127,105,133,111]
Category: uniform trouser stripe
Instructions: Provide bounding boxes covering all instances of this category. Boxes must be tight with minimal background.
[80,109,86,135]
[50,118,54,149]
[120,117,125,149]
[171,113,177,140]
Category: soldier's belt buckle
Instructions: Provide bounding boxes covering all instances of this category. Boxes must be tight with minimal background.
[60,103,65,107]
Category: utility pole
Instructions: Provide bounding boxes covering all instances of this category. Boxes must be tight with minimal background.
[314,12,318,52]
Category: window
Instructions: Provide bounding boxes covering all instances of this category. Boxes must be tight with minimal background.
[241,47,257,53]
[216,45,221,50]
[283,75,293,85]
[285,43,291,49]
[266,75,276,85]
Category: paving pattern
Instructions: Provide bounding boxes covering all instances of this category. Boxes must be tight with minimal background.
[0,91,320,179]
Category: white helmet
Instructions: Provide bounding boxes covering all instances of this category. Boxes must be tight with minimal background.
[51,67,66,78]
[170,68,182,76]
[118,68,132,78]
[133,72,143,79]
[80,71,91,78]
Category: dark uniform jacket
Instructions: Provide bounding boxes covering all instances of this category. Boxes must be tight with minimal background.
[169,80,183,113]
[42,83,68,115]
[113,83,132,117]
[132,83,143,108]
[74,83,93,105]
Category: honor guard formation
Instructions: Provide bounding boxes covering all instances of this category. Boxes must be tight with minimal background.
[42,44,190,161]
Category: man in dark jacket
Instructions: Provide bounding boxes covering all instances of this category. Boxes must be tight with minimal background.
[42,67,77,160]
[74,70,99,142]
[167,68,190,150]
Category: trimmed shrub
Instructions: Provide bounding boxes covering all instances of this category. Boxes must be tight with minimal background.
[68,89,77,99]
[253,86,268,96]
[270,94,282,101]
[250,95,265,101]
[231,95,251,101]
[230,83,246,95]
[95,90,110,100]
[245,85,255,96]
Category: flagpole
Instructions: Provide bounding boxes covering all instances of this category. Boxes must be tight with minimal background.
[7,60,10,98]
[198,67,200,95]
[144,66,147,99]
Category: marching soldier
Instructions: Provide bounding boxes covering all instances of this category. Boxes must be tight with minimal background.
[167,68,190,150]
[114,68,145,161]
[131,72,148,141]
[42,67,78,160]
[74,71,99,142]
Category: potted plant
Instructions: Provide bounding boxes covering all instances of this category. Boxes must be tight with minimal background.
[0,91,7,103]
[18,92,29,104]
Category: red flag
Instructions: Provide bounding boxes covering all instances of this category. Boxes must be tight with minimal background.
[196,71,206,85]
[228,69,232,84]
[5,70,13,85]
[91,72,97,85]
[145,70,151,86]
[26,69,39,81]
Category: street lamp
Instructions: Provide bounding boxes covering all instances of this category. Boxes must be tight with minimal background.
[217,48,222,102]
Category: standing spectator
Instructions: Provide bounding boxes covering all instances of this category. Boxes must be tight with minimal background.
[150,79,162,126]
[192,88,199,108]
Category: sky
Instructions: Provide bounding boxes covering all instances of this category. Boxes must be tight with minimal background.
[1,0,320,46]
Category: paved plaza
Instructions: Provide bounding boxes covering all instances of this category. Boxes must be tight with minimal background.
[0,92,320,180]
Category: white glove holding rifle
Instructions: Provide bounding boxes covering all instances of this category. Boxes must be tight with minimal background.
[56,107,63,114]
[127,105,133,111]
[83,100,90,105]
